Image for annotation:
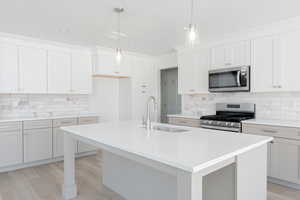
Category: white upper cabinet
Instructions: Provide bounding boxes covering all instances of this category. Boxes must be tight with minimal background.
[196,48,210,93]
[96,50,116,75]
[281,30,300,91]
[19,46,47,93]
[211,40,250,69]
[0,42,19,93]
[178,49,197,94]
[251,36,283,92]
[178,47,210,94]
[71,50,92,94]
[95,50,132,77]
[47,50,72,93]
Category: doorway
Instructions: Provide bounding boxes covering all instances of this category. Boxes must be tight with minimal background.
[160,68,181,123]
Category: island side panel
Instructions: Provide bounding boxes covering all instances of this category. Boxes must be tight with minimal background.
[63,133,77,200]
[102,151,177,200]
[236,144,268,200]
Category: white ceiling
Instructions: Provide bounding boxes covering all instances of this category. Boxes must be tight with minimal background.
[0,0,300,55]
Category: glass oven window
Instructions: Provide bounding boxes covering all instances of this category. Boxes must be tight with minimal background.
[209,71,239,88]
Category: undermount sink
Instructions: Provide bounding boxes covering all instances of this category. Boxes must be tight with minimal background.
[151,125,189,133]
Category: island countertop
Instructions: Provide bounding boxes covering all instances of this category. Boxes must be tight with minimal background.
[61,121,272,173]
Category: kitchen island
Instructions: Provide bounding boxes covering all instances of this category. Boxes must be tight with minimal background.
[61,121,272,200]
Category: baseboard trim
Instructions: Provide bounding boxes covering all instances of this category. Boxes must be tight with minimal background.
[0,151,97,173]
[268,177,300,190]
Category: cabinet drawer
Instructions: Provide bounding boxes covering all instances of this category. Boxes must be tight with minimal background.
[168,117,201,128]
[0,121,22,133]
[78,116,99,125]
[23,119,52,130]
[53,118,77,128]
[243,124,300,140]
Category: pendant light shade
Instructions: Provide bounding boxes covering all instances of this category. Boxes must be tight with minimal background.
[114,8,124,65]
[116,48,122,65]
[186,0,198,46]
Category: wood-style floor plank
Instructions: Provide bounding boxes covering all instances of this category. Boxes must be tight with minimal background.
[0,151,299,200]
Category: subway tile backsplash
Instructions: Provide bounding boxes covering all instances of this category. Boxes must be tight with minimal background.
[0,94,89,118]
[182,92,300,121]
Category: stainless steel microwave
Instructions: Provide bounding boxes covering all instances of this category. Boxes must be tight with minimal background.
[208,66,250,92]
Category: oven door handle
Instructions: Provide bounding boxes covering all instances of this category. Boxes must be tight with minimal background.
[236,71,241,87]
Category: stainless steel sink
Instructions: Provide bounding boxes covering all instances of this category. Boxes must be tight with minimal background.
[151,125,189,133]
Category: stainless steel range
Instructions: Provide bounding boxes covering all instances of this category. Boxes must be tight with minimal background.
[200,103,255,132]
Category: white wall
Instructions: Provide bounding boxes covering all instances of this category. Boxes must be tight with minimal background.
[88,78,119,122]
[156,52,178,69]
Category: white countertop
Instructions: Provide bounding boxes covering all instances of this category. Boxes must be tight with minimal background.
[0,112,100,123]
[243,119,300,128]
[61,121,272,173]
[167,114,200,120]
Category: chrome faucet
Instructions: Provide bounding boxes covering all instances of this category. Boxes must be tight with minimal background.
[143,96,157,131]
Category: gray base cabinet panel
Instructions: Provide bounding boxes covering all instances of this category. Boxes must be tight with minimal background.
[0,131,22,167]
[24,128,53,163]
[77,116,99,153]
[243,123,300,185]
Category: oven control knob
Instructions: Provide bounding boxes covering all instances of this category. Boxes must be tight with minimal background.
[230,123,235,127]
[225,122,230,126]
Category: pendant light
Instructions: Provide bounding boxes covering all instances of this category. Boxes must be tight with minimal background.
[114,7,124,65]
[187,0,198,46]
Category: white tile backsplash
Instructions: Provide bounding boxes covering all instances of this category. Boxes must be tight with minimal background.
[182,92,300,121]
[0,94,89,118]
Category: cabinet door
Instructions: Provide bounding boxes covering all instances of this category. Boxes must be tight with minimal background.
[269,141,280,179]
[269,139,300,184]
[211,46,225,69]
[24,128,52,162]
[278,140,300,183]
[232,41,251,66]
[96,51,117,75]
[0,131,22,167]
[195,48,210,93]
[0,43,19,93]
[53,128,64,157]
[281,30,300,91]
[19,46,47,93]
[251,36,282,92]
[48,50,71,93]
[178,49,197,94]
[115,54,132,76]
[131,57,157,120]
[71,51,92,94]
[77,118,98,153]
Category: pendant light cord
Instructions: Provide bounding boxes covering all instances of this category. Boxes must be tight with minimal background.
[118,10,121,49]
[190,0,194,25]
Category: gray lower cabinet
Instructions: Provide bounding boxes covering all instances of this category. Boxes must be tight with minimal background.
[53,118,77,157]
[0,122,22,168]
[243,123,300,185]
[24,128,53,163]
[77,116,99,153]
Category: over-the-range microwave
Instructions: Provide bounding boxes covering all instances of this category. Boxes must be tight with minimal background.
[208,66,250,92]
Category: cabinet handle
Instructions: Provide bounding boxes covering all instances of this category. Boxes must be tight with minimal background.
[189,89,195,92]
[262,129,278,134]
[225,63,232,66]
[270,141,274,144]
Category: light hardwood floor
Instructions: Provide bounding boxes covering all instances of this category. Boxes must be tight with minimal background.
[0,152,299,200]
